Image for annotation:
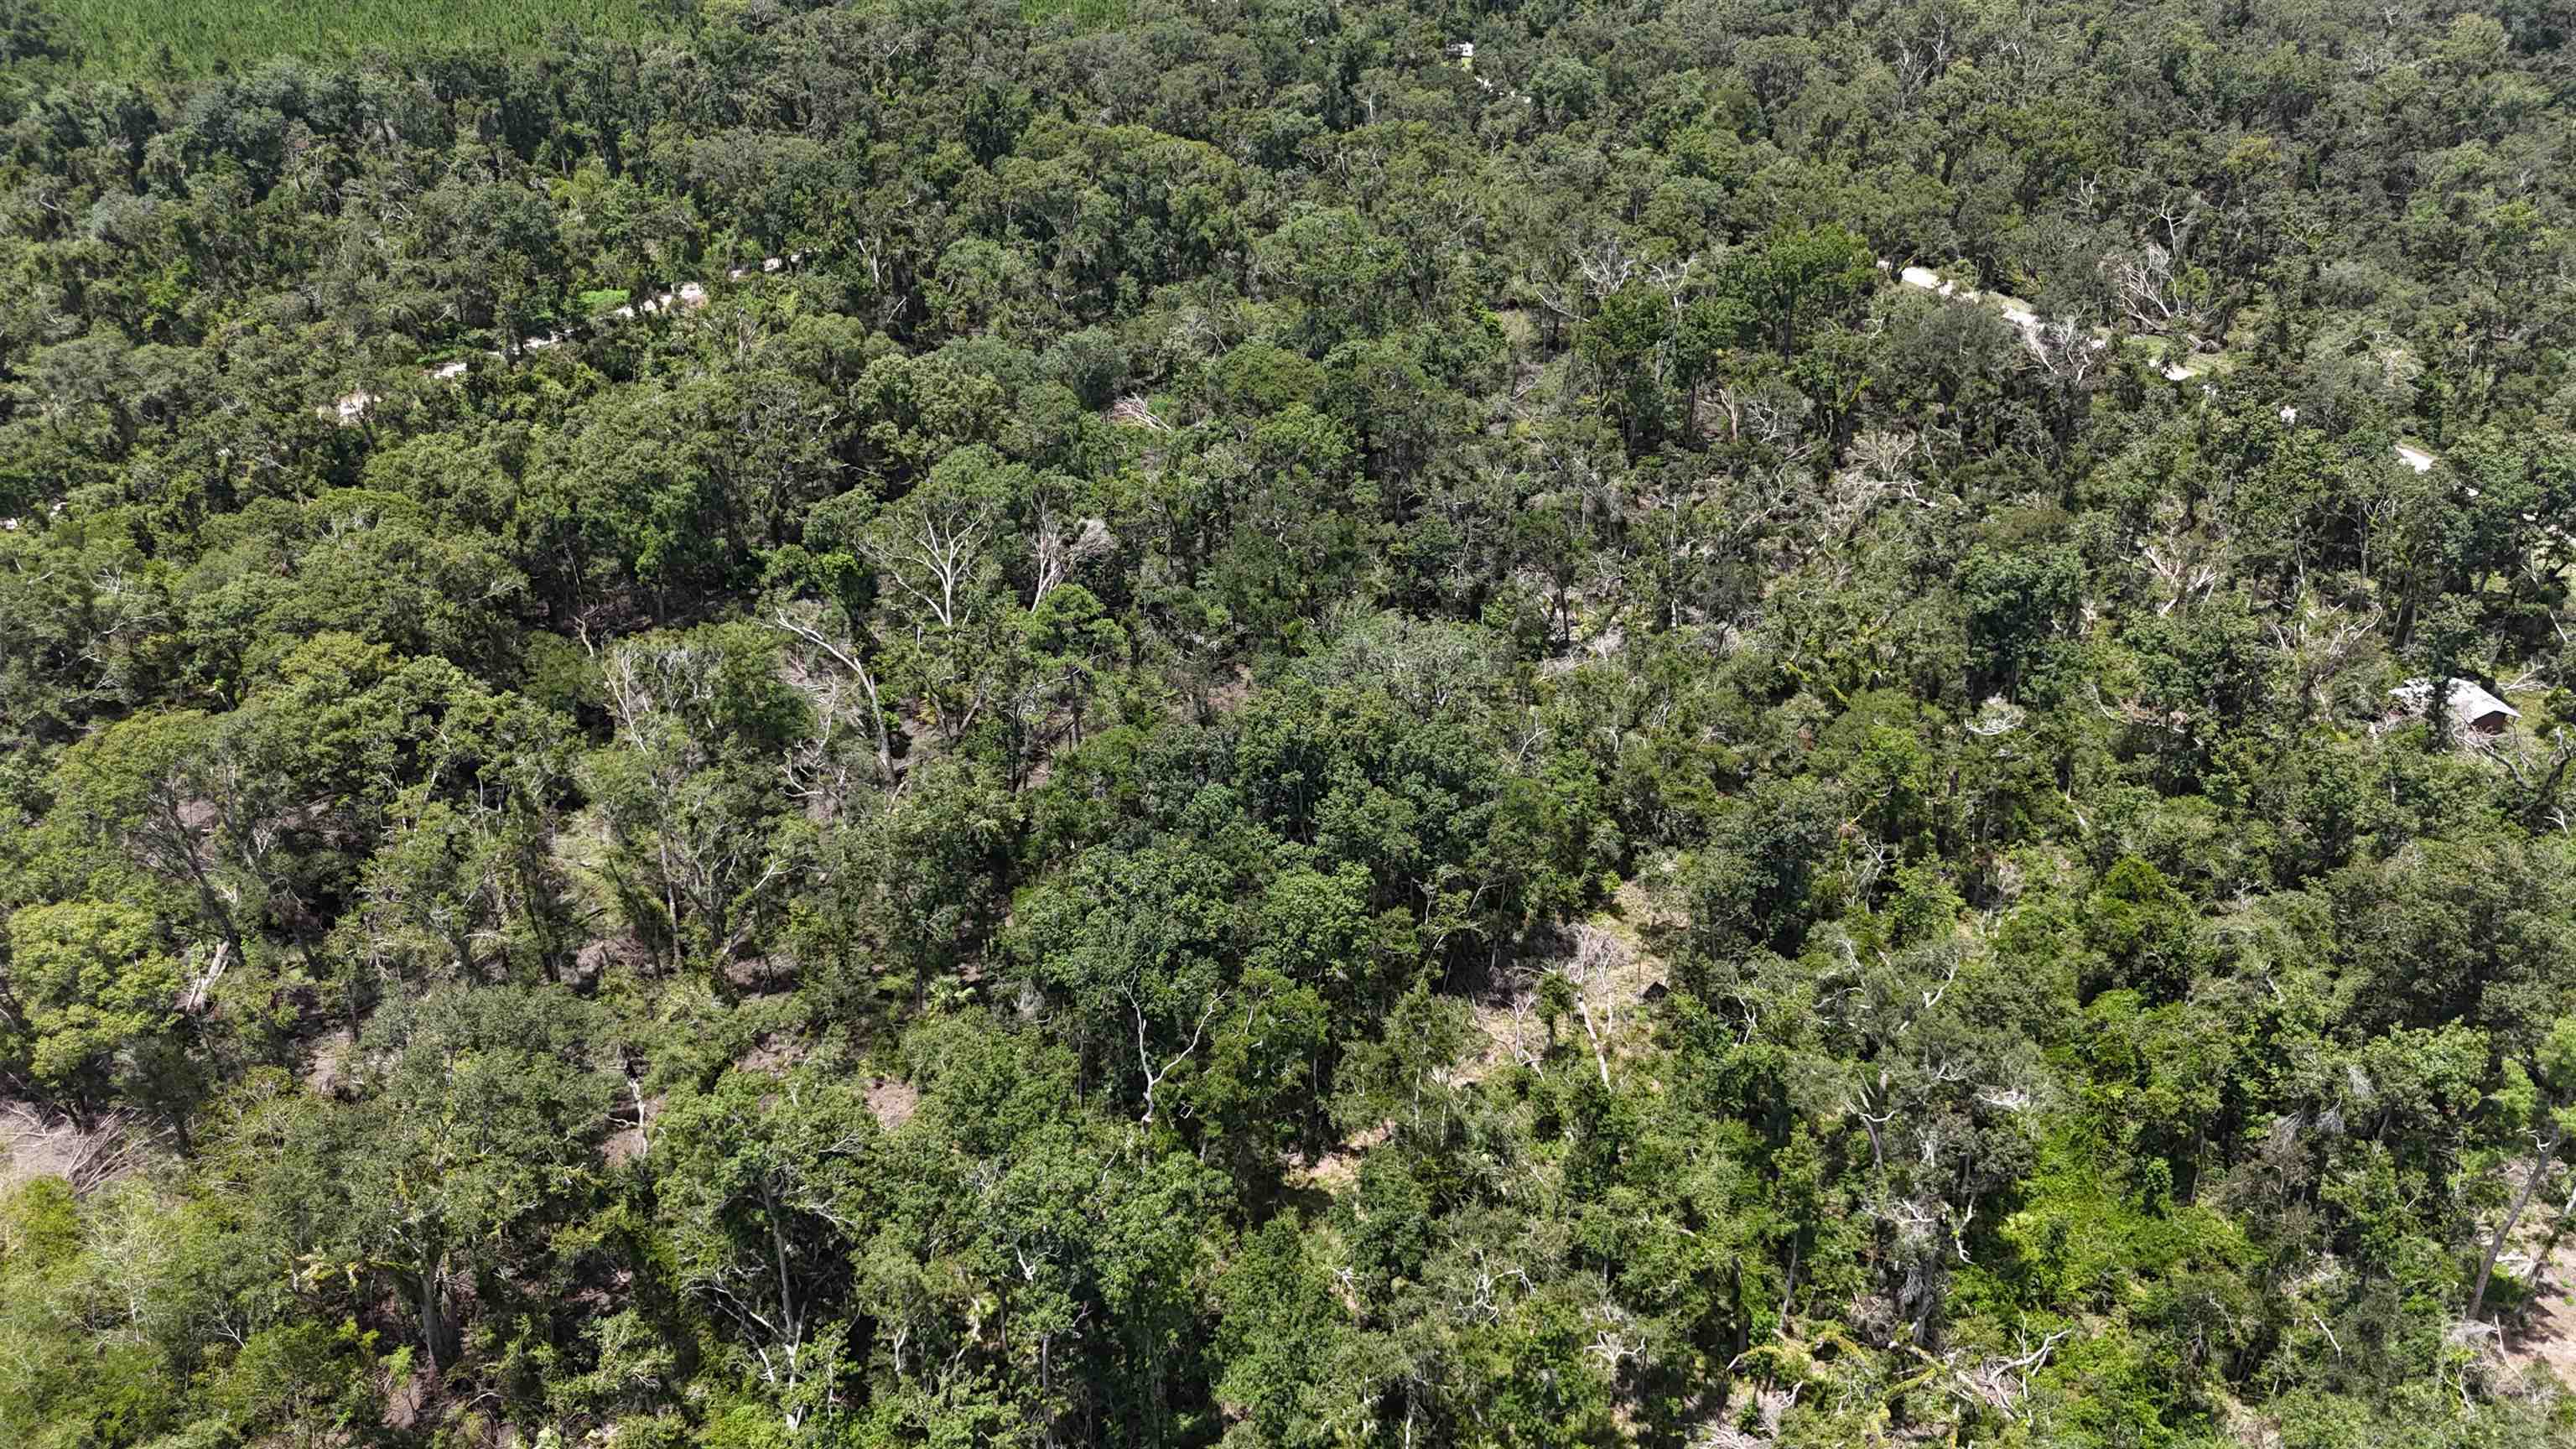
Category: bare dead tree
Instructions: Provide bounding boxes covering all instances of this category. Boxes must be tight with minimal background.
[1822,430,1942,536]
[771,602,899,807]
[2269,604,2381,722]
[1130,986,1218,1127]
[2024,314,2106,384]
[1106,394,1170,432]
[2102,205,2211,346]
[2139,541,2220,615]
[2473,1121,2567,1321]
[178,938,231,1015]
[1716,386,1818,465]
[1846,428,1920,486]
[1,1104,162,1196]
[1966,696,2028,738]
[1498,969,1552,1072]
[1892,30,1951,96]
[1562,924,1634,1086]
[2485,725,2576,830]
[859,495,994,637]
[1031,513,1115,607]
[1909,1324,2074,1423]
[1573,235,1640,299]
[601,640,794,969]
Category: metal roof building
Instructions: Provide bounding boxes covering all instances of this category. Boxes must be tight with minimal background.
[2392,678,2521,735]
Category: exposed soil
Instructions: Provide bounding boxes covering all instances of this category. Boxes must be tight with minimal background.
[2501,1230,2576,1390]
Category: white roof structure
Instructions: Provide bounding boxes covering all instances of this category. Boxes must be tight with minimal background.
[320,389,376,425]
[2392,678,2521,730]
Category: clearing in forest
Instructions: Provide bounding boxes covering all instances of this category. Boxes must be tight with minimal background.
[43,0,683,71]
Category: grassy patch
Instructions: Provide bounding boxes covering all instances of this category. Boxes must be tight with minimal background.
[42,0,688,73]
[1021,0,1128,28]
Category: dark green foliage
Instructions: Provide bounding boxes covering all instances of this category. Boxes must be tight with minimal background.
[0,0,2571,1445]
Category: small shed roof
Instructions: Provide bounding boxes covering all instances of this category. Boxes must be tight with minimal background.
[2392,677,2520,727]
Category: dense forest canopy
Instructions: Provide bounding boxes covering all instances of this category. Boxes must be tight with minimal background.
[0,0,2573,1445]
